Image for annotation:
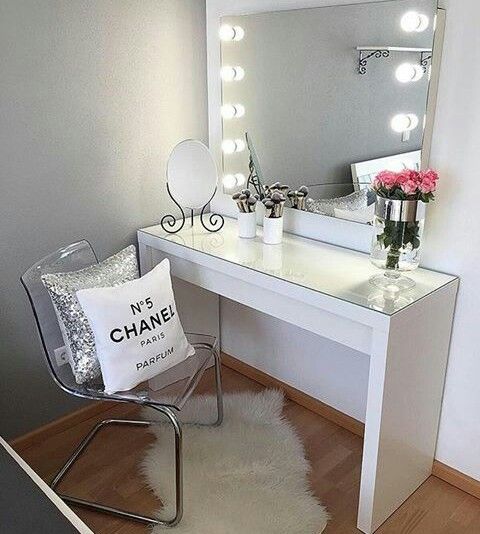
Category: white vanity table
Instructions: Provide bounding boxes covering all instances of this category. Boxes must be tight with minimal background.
[138,216,458,534]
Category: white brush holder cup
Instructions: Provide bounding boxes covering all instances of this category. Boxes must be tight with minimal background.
[263,217,283,245]
[237,212,257,239]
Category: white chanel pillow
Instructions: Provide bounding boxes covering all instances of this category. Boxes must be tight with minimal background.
[76,259,195,394]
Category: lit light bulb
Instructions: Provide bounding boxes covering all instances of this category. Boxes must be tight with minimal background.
[235,173,246,186]
[395,63,424,83]
[234,66,245,80]
[219,25,235,41]
[221,103,245,119]
[221,139,245,154]
[222,139,237,154]
[221,104,236,119]
[401,11,429,32]
[220,66,245,82]
[219,24,245,41]
[234,138,245,152]
[234,103,245,117]
[391,113,419,133]
[222,174,237,189]
[233,26,245,41]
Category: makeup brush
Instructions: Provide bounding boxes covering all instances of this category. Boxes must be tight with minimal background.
[262,198,274,218]
[270,192,286,218]
[246,196,257,212]
[298,185,309,196]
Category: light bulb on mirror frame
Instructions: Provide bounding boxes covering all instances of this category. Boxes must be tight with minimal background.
[234,138,245,152]
[221,139,245,154]
[221,104,236,119]
[390,113,419,133]
[400,11,429,32]
[222,174,237,189]
[235,173,246,186]
[395,63,424,83]
[221,139,237,154]
[221,103,245,119]
[220,66,245,82]
[219,24,245,41]
[232,26,245,41]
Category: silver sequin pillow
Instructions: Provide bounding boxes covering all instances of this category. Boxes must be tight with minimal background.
[305,189,369,217]
[42,245,139,384]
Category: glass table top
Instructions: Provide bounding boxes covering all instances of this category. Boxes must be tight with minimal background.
[140,217,457,316]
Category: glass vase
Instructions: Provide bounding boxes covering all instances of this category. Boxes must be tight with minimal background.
[370,196,426,291]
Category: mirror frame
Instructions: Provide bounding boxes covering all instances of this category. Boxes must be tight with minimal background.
[206,0,445,252]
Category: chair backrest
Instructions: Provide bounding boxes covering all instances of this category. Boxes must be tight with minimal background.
[21,241,99,394]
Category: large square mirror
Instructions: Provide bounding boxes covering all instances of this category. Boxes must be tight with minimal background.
[218,0,440,225]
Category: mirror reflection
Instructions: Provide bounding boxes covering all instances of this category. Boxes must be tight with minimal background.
[220,0,438,224]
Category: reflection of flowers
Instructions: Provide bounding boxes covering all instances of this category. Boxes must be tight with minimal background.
[372,169,439,271]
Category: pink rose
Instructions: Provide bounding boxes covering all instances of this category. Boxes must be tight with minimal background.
[375,170,399,189]
[419,169,439,194]
[397,169,419,186]
[401,179,418,195]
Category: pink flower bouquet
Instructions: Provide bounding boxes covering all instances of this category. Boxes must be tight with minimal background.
[372,168,439,202]
[370,168,439,274]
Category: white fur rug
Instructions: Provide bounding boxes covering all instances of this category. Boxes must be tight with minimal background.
[142,390,328,533]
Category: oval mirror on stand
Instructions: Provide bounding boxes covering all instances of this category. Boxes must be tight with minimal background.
[161,140,224,233]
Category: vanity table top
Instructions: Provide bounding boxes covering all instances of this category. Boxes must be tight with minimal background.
[139,217,457,316]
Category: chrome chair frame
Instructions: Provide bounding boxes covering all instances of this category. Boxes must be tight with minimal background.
[21,240,224,527]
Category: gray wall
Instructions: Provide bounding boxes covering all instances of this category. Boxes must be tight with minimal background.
[0,0,207,439]
[222,0,436,197]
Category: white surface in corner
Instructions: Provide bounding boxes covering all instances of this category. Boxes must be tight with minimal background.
[423,0,480,481]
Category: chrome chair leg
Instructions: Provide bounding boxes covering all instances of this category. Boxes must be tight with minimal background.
[212,348,224,427]
[50,413,183,527]
[49,348,222,527]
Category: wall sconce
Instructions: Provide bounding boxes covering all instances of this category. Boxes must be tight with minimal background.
[391,113,419,141]
[221,66,245,82]
[219,24,245,41]
[401,11,429,33]
[222,139,246,154]
[395,63,424,83]
[221,103,245,119]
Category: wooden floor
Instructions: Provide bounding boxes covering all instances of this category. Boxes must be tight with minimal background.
[15,365,480,534]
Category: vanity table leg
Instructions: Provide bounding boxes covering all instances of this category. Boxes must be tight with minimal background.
[138,241,154,275]
[357,281,458,533]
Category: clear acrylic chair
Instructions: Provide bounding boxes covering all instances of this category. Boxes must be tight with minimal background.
[21,240,223,527]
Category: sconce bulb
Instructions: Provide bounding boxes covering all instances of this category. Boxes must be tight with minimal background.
[395,63,424,83]
[234,66,245,80]
[234,139,246,152]
[234,103,245,117]
[233,26,245,41]
[235,173,246,186]
[391,113,419,133]
[222,174,237,189]
[221,104,236,119]
[401,11,429,33]
[221,103,245,119]
[219,24,245,41]
[222,139,245,154]
[221,66,245,82]
[222,140,237,154]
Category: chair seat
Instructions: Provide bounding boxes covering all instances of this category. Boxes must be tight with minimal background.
[77,333,217,410]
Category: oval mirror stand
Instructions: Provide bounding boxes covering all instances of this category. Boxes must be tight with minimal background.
[161,140,225,234]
